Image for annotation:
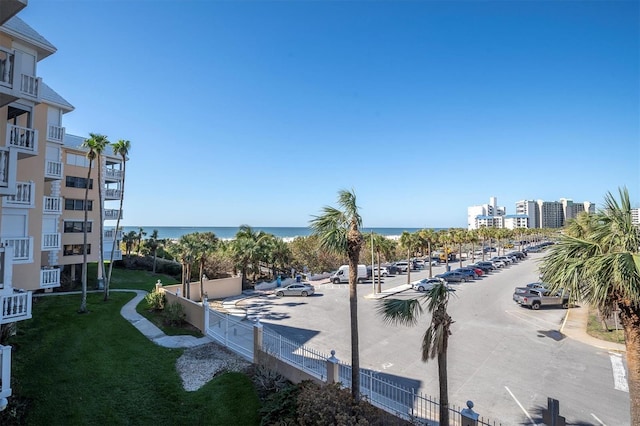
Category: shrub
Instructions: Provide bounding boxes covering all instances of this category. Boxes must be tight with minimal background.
[145,290,165,311]
[162,302,186,327]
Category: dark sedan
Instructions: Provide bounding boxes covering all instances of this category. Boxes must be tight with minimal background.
[435,271,470,283]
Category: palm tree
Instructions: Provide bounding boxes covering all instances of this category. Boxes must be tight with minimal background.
[78,133,108,313]
[136,227,146,256]
[123,231,137,257]
[147,229,160,274]
[540,187,640,424]
[450,228,466,268]
[399,231,420,284]
[418,229,438,278]
[193,232,218,299]
[106,139,130,300]
[467,229,479,262]
[438,229,454,271]
[231,225,267,288]
[371,233,394,293]
[378,281,454,425]
[310,189,364,401]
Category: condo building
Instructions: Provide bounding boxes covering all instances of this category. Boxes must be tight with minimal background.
[467,196,506,230]
[0,1,124,407]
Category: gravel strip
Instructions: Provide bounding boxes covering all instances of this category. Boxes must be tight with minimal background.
[176,342,251,391]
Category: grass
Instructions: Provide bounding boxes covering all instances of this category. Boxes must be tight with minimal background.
[136,299,204,337]
[586,307,625,344]
[2,292,261,425]
[86,262,180,292]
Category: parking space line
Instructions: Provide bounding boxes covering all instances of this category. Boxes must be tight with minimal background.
[504,386,538,426]
[504,309,561,329]
[609,353,629,392]
[591,413,607,425]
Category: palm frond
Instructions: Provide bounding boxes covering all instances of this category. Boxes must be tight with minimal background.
[377,298,423,326]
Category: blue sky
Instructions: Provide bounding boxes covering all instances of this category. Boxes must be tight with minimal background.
[20,0,639,227]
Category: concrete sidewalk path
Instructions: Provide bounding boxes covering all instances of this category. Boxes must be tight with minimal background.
[560,303,626,353]
[117,289,213,349]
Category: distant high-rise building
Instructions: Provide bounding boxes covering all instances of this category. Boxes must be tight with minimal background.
[632,208,639,227]
[515,200,537,228]
[467,197,505,230]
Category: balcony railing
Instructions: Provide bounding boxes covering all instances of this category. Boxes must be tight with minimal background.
[20,74,39,99]
[104,169,123,181]
[0,247,9,290]
[43,196,62,214]
[0,48,13,87]
[104,229,123,240]
[7,124,38,156]
[41,233,61,251]
[0,291,32,324]
[47,125,65,143]
[0,147,9,189]
[1,237,32,263]
[104,249,123,262]
[44,160,63,180]
[104,188,122,200]
[104,209,123,220]
[40,267,60,289]
[4,181,33,207]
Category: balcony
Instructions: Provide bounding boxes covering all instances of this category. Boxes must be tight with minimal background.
[104,168,123,182]
[1,237,32,263]
[40,267,60,289]
[0,247,11,290]
[104,249,123,262]
[0,147,17,196]
[0,290,32,325]
[3,181,33,208]
[104,188,122,200]
[104,209,123,221]
[0,0,27,26]
[7,124,38,158]
[41,233,61,251]
[44,159,63,180]
[0,48,41,106]
[43,196,62,214]
[47,125,65,144]
[104,229,123,240]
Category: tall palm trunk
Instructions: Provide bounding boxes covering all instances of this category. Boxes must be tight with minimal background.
[376,250,382,293]
[106,156,126,300]
[427,242,433,278]
[620,303,640,425]
[152,248,157,273]
[438,349,449,425]
[97,155,106,291]
[80,159,93,313]
[406,248,411,284]
[458,242,463,268]
[348,225,361,401]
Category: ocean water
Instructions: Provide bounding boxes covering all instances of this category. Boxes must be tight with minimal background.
[114,226,439,241]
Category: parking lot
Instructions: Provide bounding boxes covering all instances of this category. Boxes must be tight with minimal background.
[239,253,630,425]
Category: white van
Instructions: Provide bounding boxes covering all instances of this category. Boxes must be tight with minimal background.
[330,264,368,284]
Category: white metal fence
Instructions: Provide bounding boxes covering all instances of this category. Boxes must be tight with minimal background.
[262,328,328,381]
[205,308,254,361]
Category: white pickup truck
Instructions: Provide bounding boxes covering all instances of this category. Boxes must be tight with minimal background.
[513,287,569,310]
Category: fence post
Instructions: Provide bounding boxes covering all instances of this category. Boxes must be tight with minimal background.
[326,350,339,384]
[202,296,209,332]
[253,319,263,364]
[460,400,479,426]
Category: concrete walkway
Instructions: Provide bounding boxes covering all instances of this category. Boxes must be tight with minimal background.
[117,289,213,349]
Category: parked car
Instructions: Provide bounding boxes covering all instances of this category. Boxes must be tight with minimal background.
[525,282,548,290]
[436,271,470,283]
[455,268,479,279]
[468,263,492,273]
[276,283,315,297]
[393,261,410,273]
[411,278,446,292]
[475,261,496,271]
[489,258,506,268]
[385,263,401,275]
[370,266,389,277]
[513,287,569,310]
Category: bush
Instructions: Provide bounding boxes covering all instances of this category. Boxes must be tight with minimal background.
[162,302,186,327]
[144,290,165,311]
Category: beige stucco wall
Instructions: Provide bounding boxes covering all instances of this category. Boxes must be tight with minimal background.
[162,276,242,301]
[164,290,205,332]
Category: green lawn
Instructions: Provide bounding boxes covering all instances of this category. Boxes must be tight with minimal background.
[587,308,625,344]
[87,263,180,292]
[2,292,261,425]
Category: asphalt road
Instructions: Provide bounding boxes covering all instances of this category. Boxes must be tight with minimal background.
[241,254,630,425]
